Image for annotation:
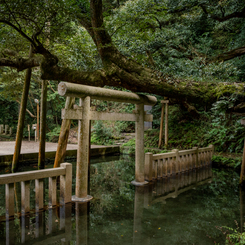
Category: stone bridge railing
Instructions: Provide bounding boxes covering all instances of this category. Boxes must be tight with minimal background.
[0,124,12,135]
[0,163,72,217]
[145,145,214,181]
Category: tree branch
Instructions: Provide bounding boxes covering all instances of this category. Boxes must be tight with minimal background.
[200,5,245,22]
[0,56,41,71]
[0,19,36,47]
[206,45,245,63]
[16,100,36,118]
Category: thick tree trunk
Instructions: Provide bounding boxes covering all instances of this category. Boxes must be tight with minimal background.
[12,46,33,172]
[53,97,75,168]
[38,80,48,169]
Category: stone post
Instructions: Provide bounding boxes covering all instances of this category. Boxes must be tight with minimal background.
[144,152,153,181]
[192,147,199,168]
[4,125,9,135]
[72,96,93,202]
[172,149,179,174]
[157,159,163,178]
[209,144,214,164]
[9,127,12,136]
[60,163,72,204]
[132,103,148,186]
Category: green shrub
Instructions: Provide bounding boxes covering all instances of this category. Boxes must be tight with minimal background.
[91,120,113,145]
[46,126,61,142]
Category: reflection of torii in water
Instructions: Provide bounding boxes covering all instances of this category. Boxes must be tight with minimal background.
[133,167,212,244]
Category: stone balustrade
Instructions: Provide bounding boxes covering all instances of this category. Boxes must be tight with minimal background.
[145,145,214,181]
[0,125,12,135]
[0,163,72,217]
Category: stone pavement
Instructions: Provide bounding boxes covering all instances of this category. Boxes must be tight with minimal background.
[0,141,120,165]
[0,141,106,155]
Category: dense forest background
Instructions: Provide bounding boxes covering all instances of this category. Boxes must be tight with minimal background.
[1,0,245,155]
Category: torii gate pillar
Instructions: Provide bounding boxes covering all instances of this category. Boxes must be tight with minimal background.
[72,96,93,202]
[132,103,148,185]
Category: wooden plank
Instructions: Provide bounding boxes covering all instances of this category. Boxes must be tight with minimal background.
[0,168,65,185]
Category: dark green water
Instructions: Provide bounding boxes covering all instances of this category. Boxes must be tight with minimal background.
[0,155,242,244]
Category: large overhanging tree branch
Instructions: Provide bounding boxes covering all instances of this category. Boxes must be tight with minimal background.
[0,0,245,109]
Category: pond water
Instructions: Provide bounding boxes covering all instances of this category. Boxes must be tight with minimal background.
[0,155,242,244]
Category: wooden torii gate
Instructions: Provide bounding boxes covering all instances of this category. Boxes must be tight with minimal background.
[58,82,157,202]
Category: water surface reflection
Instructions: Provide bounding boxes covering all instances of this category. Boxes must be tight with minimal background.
[0,156,241,244]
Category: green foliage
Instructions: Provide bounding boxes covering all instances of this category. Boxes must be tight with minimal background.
[204,97,245,153]
[122,138,135,147]
[106,0,245,82]
[46,126,61,142]
[212,155,241,169]
[216,223,245,245]
[121,138,135,155]
[91,120,113,145]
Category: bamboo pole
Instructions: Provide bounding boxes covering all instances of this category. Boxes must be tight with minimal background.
[240,139,245,185]
[38,80,48,169]
[53,97,75,168]
[165,102,169,148]
[158,102,164,148]
[12,46,33,172]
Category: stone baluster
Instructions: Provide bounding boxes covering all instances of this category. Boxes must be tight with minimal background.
[4,125,9,135]
[157,159,163,179]
[163,158,168,177]
[0,124,3,134]
[145,153,153,182]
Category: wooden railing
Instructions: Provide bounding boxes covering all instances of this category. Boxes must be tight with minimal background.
[145,145,214,181]
[0,163,72,217]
